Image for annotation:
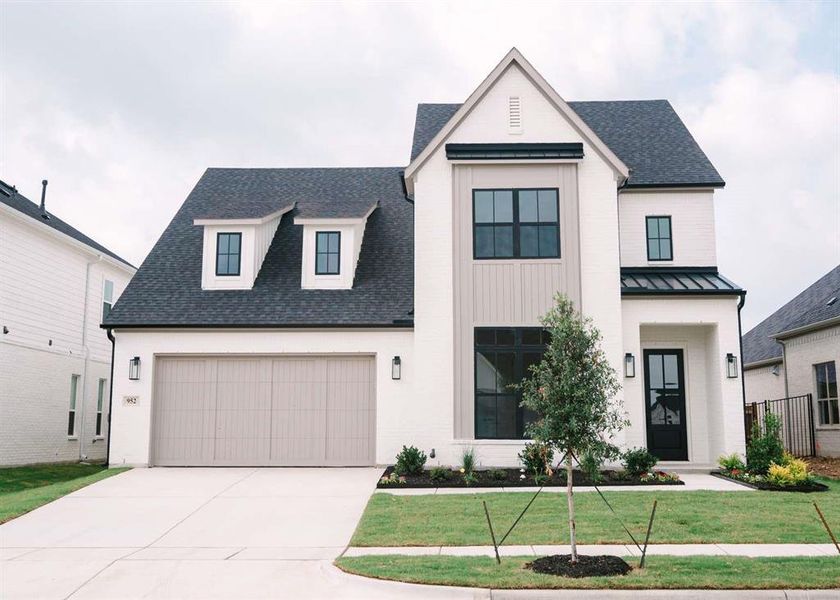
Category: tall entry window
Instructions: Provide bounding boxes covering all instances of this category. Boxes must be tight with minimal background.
[646,216,673,261]
[815,361,838,426]
[216,232,241,276]
[474,327,549,439]
[473,189,560,259]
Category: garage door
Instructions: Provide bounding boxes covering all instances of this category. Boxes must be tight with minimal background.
[151,356,375,466]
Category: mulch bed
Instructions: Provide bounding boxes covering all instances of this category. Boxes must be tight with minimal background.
[712,471,829,493]
[526,554,632,578]
[377,466,684,489]
[805,457,840,480]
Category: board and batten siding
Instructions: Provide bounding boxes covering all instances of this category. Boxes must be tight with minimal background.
[452,164,581,439]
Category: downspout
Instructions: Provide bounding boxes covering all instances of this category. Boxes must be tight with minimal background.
[779,339,789,398]
[79,255,103,461]
[106,328,116,467]
[737,292,748,443]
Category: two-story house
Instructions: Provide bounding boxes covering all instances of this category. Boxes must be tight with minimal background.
[104,49,745,469]
[1,180,135,466]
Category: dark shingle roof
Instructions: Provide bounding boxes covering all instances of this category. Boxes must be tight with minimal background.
[192,168,385,220]
[0,180,134,268]
[621,267,743,296]
[410,101,725,188]
[743,265,840,366]
[103,167,413,328]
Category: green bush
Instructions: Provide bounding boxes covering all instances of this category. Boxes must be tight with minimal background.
[518,441,554,477]
[746,413,784,475]
[394,445,427,476]
[460,447,477,475]
[622,447,658,477]
[488,468,508,481]
[429,466,450,483]
[718,453,746,473]
[579,451,604,482]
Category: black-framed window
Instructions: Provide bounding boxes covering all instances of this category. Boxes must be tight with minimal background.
[475,327,550,439]
[68,374,79,437]
[646,216,673,261]
[473,189,560,259]
[96,378,106,436]
[215,232,241,276]
[315,231,341,275]
[815,361,839,426]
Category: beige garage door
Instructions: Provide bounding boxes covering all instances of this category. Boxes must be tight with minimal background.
[151,356,375,466]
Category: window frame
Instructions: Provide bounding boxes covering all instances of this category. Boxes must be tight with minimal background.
[95,378,107,437]
[102,279,114,321]
[814,361,839,427]
[314,231,341,276]
[646,215,673,262]
[472,188,561,260]
[474,327,549,440]
[215,232,242,277]
[68,374,79,438]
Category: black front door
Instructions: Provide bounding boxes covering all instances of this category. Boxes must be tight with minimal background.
[644,349,688,461]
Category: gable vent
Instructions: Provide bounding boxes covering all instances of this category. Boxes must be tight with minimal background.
[508,96,522,133]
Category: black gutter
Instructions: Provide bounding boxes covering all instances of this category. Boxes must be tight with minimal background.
[620,266,722,274]
[621,181,726,190]
[101,321,415,330]
[445,142,584,160]
[737,292,748,444]
[398,170,413,203]
[621,289,743,296]
[105,328,116,467]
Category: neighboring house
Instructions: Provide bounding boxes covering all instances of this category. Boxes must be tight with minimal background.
[0,180,136,466]
[105,49,745,469]
[742,265,840,457]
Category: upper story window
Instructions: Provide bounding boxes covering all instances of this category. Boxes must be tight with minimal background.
[215,232,241,276]
[315,231,341,275]
[473,189,559,259]
[646,216,673,261]
[815,361,838,426]
[475,327,549,439]
[102,279,114,320]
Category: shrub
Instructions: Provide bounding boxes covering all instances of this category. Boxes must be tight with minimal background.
[579,451,603,482]
[488,468,508,481]
[533,472,549,486]
[718,453,746,473]
[518,441,554,478]
[746,413,784,475]
[767,453,810,486]
[623,447,658,477]
[429,466,450,483]
[463,471,477,486]
[394,445,427,476]
[460,447,477,475]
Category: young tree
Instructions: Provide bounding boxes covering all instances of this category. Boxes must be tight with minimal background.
[518,293,627,563]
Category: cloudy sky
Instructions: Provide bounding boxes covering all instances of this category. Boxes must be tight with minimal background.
[1,1,838,330]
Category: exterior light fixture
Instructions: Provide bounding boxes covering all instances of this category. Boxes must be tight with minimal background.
[129,356,141,381]
[726,353,738,378]
[624,353,635,378]
[771,364,780,377]
[391,356,401,380]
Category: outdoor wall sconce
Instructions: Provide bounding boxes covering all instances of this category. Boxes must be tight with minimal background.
[624,353,635,378]
[726,353,738,378]
[128,356,141,381]
[391,356,401,380]
[771,364,780,376]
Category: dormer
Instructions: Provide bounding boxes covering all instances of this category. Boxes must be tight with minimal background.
[195,203,294,290]
[295,202,377,290]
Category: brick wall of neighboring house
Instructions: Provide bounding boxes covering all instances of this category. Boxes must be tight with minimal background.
[744,362,786,403]
[782,324,840,457]
[0,342,111,465]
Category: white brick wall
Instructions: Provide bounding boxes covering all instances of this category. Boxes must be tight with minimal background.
[0,343,111,465]
[744,363,786,403]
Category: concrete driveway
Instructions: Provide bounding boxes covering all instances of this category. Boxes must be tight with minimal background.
[0,468,477,599]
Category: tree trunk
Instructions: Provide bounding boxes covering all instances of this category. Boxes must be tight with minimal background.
[566,452,577,563]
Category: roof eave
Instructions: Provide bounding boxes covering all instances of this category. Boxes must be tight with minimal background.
[620,181,726,191]
[772,315,840,341]
[102,321,415,330]
[743,356,784,371]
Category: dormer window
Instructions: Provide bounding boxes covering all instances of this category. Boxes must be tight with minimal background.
[315,232,341,275]
[216,232,242,276]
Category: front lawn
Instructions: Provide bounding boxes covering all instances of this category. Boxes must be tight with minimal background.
[351,478,840,546]
[336,555,840,590]
[0,463,129,523]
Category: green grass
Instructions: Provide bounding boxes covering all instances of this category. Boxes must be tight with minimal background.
[336,555,840,590]
[351,478,840,546]
[0,463,129,523]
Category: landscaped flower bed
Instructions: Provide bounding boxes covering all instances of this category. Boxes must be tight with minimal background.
[712,470,828,493]
[376,465,683,488]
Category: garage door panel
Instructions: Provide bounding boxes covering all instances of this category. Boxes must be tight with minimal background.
[152,355,375,466]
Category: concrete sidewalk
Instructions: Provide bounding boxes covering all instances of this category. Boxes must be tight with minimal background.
[378,473,751,495]
[344,543,840,558]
